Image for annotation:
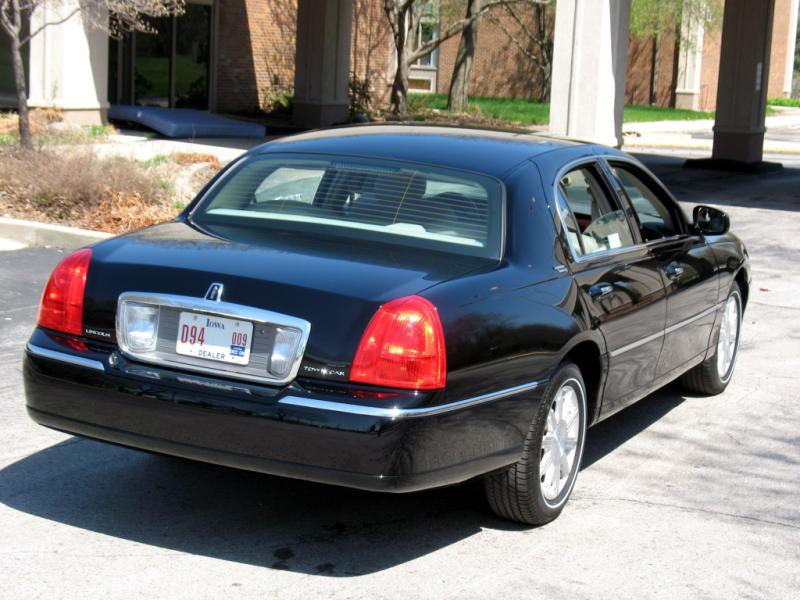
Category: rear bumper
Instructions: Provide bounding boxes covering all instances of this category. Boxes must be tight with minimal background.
[24,330,545,493]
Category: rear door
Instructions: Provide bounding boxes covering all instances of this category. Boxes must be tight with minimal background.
[604,159,719,378]
[555,161,667,416]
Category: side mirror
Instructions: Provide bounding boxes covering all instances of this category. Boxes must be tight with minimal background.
[693,205,730,235]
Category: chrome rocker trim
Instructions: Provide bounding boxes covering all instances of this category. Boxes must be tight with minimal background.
[278,379,547,420]
[26,343,106,372]
[609,301,724,358]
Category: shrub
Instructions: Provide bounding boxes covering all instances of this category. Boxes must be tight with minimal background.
[0,148,216,233]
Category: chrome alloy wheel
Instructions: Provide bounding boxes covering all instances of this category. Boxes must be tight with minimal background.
[540,379,582,503]
[716,293,741,381]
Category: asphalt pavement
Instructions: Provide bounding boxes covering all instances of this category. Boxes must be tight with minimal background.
[1,152,798,599]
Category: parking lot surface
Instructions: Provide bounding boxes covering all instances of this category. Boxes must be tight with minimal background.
[1,153,798,599]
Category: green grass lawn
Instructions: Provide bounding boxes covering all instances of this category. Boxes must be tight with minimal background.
[408,93,715,125]
[767,97,800,107]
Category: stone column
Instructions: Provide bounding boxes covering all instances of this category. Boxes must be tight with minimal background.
[710,0,776,164]
[549,0,632,148]
[293,0,353,128]
[27,1,109,125]
[674,13,705,111]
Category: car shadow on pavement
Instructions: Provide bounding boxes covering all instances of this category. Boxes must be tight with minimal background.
[0,387,685,576]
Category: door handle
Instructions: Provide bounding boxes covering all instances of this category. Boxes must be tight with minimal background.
[664,264,685,279]
[588,283,614,300]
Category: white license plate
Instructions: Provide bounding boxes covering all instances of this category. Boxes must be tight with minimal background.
[175,312,254,366]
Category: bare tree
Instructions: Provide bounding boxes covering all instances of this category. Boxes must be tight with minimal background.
[0,0,184,149]
[384,0,544,115]
[449,0,552,110]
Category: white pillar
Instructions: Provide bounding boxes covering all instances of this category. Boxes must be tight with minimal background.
[549,0,632,148]
[293,0,353,128]
[27,1,109,126]
[784,0,799,96]
[711,0,776,164]
[674,12,705,111]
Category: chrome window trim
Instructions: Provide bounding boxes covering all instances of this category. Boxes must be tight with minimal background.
[116,292,311,386]
[609,301,723,358]
[279,378,547,420]
[26,343,106,372]
[551,157,643,265]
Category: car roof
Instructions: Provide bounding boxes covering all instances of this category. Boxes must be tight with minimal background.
[252,124,588,178]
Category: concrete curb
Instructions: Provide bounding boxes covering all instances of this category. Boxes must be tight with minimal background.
[0,217,111,250]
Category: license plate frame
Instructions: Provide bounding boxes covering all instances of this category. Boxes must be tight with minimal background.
[175,311,254,366]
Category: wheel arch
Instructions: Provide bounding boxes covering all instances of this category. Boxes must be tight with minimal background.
[558,336,607,427]
[734,267,749,309]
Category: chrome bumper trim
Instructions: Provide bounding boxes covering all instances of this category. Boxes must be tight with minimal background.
[279,378,547,420]
[25,343,106,372]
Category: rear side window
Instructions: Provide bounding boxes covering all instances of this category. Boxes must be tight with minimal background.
[608,164,680,241]
[193,154,504,259]
[557,165,635,258]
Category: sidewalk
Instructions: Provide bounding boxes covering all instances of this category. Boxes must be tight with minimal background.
[87,130,268,164]
[623,108,800,154]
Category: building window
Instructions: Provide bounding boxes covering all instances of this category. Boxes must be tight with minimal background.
[0,17,29,106]
[408,2,439,93]
[109,0,213,110]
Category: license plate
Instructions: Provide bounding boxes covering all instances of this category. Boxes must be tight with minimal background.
[175,312,254,366]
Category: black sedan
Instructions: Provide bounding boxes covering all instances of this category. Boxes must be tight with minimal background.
[24,125,749,525]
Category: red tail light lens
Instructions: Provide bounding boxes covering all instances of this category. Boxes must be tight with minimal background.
[38,248,92,336]
[350,295,446,390]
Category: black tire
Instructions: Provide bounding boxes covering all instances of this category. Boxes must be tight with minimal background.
[484,361,587,525]
[680,283,743,396]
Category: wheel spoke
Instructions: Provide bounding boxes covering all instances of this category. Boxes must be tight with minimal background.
[564,435,578,453]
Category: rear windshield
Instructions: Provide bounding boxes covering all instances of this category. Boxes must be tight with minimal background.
[190,154,504,259]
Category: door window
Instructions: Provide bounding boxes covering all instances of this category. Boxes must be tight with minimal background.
[557,166,635,258]
[609,164,680,241]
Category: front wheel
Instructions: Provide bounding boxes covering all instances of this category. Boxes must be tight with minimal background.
[484,362,587,525]
[681,283,743,395]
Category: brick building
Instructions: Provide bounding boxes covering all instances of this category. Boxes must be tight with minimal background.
[1,0,796,122]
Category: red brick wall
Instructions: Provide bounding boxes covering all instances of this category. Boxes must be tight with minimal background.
[215,0,296,113]
[768,0,793,98]
[624,30,679,108]
[351,0,393,107]
[215,0,391,114]
[698,27,721,111]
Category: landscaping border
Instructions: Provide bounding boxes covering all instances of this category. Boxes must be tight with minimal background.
[0,217,111,250]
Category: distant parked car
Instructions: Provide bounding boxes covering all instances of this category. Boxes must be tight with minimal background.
[24,125,749,524]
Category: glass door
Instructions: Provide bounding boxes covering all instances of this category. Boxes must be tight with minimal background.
[109,1,213,110]
[135,16,172,107]
[175,2,211,109]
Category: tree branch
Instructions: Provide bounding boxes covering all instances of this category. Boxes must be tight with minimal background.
[484,12,542,66]
[406,0,547,65]
[20,6,80,46]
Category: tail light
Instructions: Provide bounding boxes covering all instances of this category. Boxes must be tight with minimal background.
[38,248,92,336]
[350,295,446,390]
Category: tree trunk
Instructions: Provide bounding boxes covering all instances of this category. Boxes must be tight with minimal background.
[10,29,32,149]
[390,27,409,115]
[447,0,484,112]
[391,57,409,114]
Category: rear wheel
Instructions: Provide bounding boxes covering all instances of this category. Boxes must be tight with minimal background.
[681,283,742,395]
[484,362,587,525]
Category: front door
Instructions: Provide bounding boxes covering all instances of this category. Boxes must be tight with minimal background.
[605,161,719,378]
[556,162,667,416]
